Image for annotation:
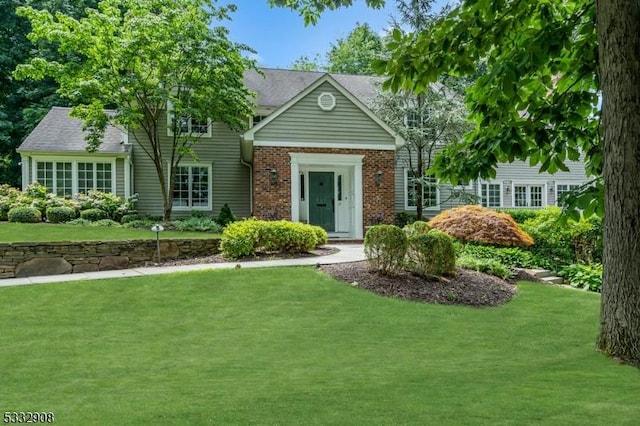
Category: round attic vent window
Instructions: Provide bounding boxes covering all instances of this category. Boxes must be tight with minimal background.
[317,92,336,111]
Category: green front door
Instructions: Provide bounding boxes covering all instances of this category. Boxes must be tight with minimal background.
[309,172,335,232]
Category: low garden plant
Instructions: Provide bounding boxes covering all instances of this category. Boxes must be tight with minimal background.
[559,263,603,292]
[405,229,456,277]
[364,224,408,274]
[456,255,513,280]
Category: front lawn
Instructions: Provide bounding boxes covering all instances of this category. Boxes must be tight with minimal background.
[1,268,638,425]
[0,222,218,242]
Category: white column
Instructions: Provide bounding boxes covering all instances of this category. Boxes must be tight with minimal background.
[354,162,363,239]
[290,158,299,222]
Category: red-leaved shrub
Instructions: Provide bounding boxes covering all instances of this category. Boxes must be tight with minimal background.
[429,205,534,247]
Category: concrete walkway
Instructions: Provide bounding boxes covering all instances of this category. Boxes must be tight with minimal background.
[0,244,366,288]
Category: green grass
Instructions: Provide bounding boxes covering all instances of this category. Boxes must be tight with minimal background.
[0,222,218,242]
[1,268,638,425]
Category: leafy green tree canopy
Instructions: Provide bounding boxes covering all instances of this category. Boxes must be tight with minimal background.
[326,22,384,75]
[14,0,256,219]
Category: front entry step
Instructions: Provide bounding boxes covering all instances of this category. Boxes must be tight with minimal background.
[523,268,564,284]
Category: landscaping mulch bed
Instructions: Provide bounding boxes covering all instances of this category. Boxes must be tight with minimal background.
[320,260,523,307]
[156,246,339,266]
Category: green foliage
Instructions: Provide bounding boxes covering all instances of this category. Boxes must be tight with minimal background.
[216,203,236,227]
[312,225,328,246]
[8,206,42,223]
[45,206,77,223]
[456,255,513,280]
[499,209,542,224]
[121,214,143,224]
[406,229,456,277]
[560,263,603,293]
[394,211,416,228]
[364,224,408,275]
[80,208,108,222]
[459,244,555,271]
[521,207,601,269]
[0,184,21,220]
[220,219,326,260]
[269,0,385,26]
[171,217,222,233]
[326,22,384,75]
[402,220,431,236]
[15,0,255,220]
[75,191,136,221]
[122,219,154,229]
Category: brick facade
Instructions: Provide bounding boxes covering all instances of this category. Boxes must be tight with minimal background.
[253,146,395,232]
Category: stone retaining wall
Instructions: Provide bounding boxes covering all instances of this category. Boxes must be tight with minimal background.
[0,238,220,279]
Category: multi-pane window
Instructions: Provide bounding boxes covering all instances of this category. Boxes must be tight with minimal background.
[78,162,113,193]
[177,116,209,135]
[36,161,72,196]
[556,184,580,206]
[480,183,501,207]
[514,184,543,208]
[173,165,210,208]
[406,170,438,209]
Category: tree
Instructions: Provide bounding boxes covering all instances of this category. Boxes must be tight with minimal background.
[15,0,255,220]
[272,0,640,366]
[0,0,99,186]
[372,84,469,220]
[326,22,384,75]
[290,54,324,71]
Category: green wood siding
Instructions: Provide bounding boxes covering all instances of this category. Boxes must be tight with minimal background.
[130,115,251,219]
[255,82,394,146]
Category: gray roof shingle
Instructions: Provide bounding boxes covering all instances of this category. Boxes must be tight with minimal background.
[18,107,128,154]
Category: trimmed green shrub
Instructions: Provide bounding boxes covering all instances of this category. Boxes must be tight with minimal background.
[89,219,122,227]
[406,229,456,277]
[459,243,555,270]
[559,263,602,292]
[75,190,136,220]
[46,206,77,223]
[171,217,222,233]
[7,206,42,223]
[80,208,108,221]
[312,225,328,246]
[364,224,407,275]
[216,203,236,227]
[220,219,325,260]
[403,220,431,236]
[456,255,513,280]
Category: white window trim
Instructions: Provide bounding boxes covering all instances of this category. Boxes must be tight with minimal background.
[511,182,547,208]
[555,182,583,206]
[477,181,503,208]
[168,162,213,211]
[31,156,117,195]
[404,168,440,211]
[166,100,212,138]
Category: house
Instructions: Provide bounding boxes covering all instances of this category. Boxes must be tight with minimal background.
[17,68,589,238]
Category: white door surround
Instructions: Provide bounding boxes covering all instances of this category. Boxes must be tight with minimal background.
[289,153,364,238]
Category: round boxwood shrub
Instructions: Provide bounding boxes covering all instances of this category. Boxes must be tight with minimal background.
[364,224,407,275]
[406,229,456,277]
[403,220,431,236]
[80,208,108,222]
[46,206,77,223]
[7,206,42,223]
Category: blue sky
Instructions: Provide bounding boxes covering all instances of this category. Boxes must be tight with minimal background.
[221,1,401,69]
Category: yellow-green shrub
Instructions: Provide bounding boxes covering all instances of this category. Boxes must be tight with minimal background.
[7,206,42,223]
[403,220,431,236]
[220,219,327,260]
[406,229,456,277]
[364,224,407,275]
[429,205,534,247]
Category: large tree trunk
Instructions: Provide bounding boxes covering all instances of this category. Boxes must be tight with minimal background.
[596,0,640,366]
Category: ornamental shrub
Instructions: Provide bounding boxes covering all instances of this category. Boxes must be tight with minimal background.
[498,209,541,224]
[216,203,236,227]
[0,185,21,220]
[7,206,42,223]
[171,217,222,233]
[75,191,136,220]
[459,243,555,270]
[80,208,108,221]
[311,225,328,246]
[403,220,431,236]
[46,206,77,223]
[559,263,602,293]
[89,219,122,227]
[122,219,154,229]
[364,224,407,275]
[406,229,456,277]
[220,219,325,260]
[429,205,534,247]
[66,218,92,226]
[394,211,416,228]
[121,213,142,224]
